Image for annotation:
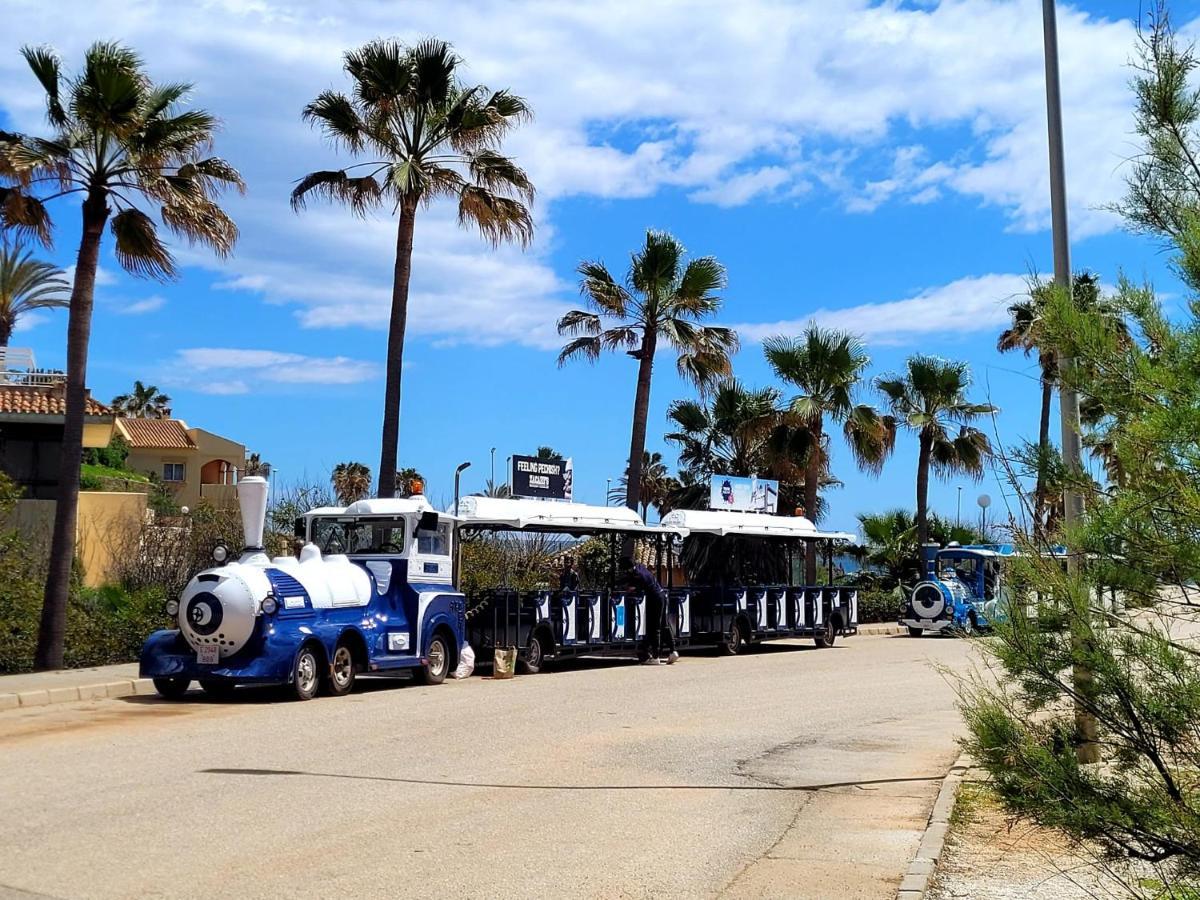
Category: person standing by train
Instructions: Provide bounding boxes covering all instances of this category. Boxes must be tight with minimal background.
[619,555,678,665]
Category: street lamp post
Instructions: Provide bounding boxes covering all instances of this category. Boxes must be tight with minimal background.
[490,447,496,489]
[1042,0,1098,764]
[606,478,612,506]
[957,486,963,527]
[454,461,472,516]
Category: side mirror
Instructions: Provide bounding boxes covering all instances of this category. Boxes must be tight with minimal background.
[293,517,305,539]
[417,511,439,533]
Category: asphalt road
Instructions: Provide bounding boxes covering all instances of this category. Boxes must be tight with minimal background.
[0,634,975,900]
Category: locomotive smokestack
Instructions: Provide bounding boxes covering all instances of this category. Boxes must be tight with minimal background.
[238,476,269,551]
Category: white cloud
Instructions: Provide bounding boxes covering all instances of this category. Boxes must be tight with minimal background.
[733,273,1030,346]
[118,295,166,315]
[0,1,1162,347]
[12,311,49,334]
[165,347,382,392]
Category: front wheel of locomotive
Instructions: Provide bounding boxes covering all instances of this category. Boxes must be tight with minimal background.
[907,626,924,638]
[415,632,450,685]
[291,645,322,701]
[153,676,190,699]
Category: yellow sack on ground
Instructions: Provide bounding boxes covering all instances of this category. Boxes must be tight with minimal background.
[493,646,517,679]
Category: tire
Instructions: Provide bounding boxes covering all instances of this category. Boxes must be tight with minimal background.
[907,626,924,638]
[415,632,450,685]
[519,631,546,675]
[961,613,977,637]
[325,642,357,696]
[814,619,837,648]
[291,644,321,701]
[720,620,743,656]
[153,676,189,699]
[199,679,236,700]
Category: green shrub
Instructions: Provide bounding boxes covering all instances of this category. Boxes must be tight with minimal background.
[81,433,131,470]
[855,588,903,624]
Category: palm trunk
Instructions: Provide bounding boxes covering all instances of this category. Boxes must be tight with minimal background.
[624,328,658,518]
[803,417,823,584]
[915,429,933,548]
[35,192,107,670]
[377,195,418,500]
[0,316,11,348]
[1032,370,1053,537]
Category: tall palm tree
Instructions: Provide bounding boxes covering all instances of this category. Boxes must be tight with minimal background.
[111,380,171,418]
[664,379,818,517]
[294,39,534,500]
[997,272,1118,532]
[763,326,896,583]
[558,230,738,516]
[876,356,997,547]
[331,461,372,506]
[0,43,242,669]
[0,243,68,347]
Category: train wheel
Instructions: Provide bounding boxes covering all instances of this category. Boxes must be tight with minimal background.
[720,620,743,656]
[325,643,356,696]
[814,620,837,648]
[292,645,321,701]
[519,631,546,675]
[907,626,924,637]
[416,633,449,685]
[199,679,236,700]
[153,676,189,699]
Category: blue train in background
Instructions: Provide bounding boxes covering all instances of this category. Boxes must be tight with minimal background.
[139,477,466,700]
[899,543,1018,636]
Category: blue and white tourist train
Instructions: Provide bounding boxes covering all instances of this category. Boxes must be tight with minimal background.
[899,543,1017,636]
[139,477,466,700]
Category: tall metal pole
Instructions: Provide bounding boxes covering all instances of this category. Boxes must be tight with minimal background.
[1042,0,1098,764]
[957,486,962,527]
[490,447,496,488]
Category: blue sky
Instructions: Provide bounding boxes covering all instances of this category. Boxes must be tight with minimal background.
[2,0,1195,535]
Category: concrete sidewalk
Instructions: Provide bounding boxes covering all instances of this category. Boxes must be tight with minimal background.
[0,622,909,712]
[0,662,152,711]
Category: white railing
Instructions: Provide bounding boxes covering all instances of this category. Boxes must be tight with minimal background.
[0,367,67,386]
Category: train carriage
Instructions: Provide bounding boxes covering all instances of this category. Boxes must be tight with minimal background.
[139,478,466,700]
[658,508,859,651]
[454,495,676,671]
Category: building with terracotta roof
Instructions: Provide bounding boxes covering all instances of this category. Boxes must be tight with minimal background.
[0,357,115,500]
[115,416,245,509]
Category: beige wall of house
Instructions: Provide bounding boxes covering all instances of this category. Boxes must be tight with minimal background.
[83,421,115,448]
[11,491,148,588]
[123,426,246,510]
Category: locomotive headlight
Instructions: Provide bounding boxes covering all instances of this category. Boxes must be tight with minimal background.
[212,543,229,564]
[260,595,278,615]
[164,598,180,617]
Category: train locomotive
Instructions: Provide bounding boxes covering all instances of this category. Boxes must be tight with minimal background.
[139,477,466,700]
[899,543,1013,636]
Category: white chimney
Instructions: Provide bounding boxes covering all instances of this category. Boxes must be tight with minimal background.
[238,476,269,551]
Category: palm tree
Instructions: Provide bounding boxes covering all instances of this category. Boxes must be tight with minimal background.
[476,478,511,498]
[111,380,171,418]
[608,450,679,519]
[876,356,997,547]
[535,446,561,460]
[243,453,270,477]
[294,39,534,500]
[558,230,738,516]
[331,462,372,506]
[0,43,242,669]
[763,326,896,583]
[0,243,68,347]
[665,380,819,517]
[997,272,1119,532]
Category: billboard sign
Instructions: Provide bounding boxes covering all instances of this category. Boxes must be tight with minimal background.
[709,474,779,514]
[511,454,573,501]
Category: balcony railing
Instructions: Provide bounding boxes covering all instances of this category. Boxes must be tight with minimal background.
[0,367,67,386]
[199,483,239,506]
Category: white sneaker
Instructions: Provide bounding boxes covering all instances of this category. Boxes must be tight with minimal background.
[667,651,679,665]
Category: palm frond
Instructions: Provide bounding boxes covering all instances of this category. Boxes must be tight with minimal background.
[467,149,535,203]
[457,185,533,248]
[111,207,176,280]
[843,405,896,476]
[577,260,630,318]
[556,309,601,337]
[557,335,602,367]
[291,169,385,216]
[302,90,368,153]
[0,187,53,247]
[20,46,67,128]
[160,197,238,257]
[674,256,726,310]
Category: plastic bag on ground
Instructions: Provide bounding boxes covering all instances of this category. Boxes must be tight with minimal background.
[452,643,475,680]
[493,646,517,679]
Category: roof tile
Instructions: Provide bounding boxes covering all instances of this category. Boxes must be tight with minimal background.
[0,386,112,417]
[116,418,196,449]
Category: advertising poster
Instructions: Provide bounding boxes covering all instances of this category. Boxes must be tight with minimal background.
[709,474,779,513]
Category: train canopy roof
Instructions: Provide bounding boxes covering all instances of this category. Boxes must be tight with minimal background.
[659,508,854,541]
[304,495,457,519]
[453,496,665,534]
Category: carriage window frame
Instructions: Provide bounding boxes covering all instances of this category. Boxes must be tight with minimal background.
[310,515,409,556]
[416,521,452,557]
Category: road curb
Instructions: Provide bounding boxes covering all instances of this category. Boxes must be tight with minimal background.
[0,678,154,712]
[857,623,907,636]
[896,751,970,899]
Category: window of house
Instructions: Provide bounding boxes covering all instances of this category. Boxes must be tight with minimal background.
[163,462,186,482]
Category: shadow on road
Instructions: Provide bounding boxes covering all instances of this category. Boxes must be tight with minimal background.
[199,766,945,793]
